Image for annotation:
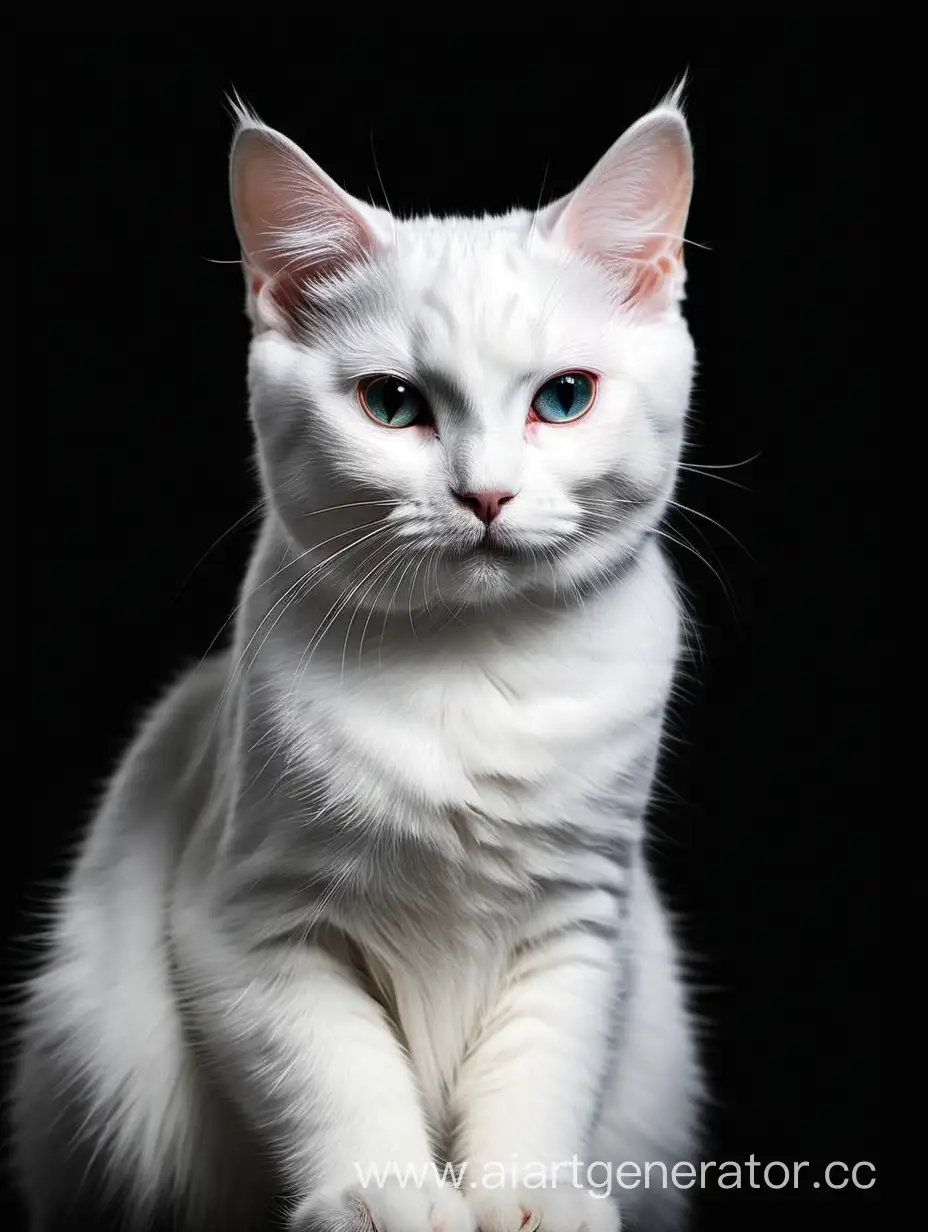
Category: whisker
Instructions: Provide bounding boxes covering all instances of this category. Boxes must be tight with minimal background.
[194,508,396,669]
[378,553,420,666]
[526,157,552,252]
[341,541,409,680]
[172,497,265,600]
[679,451,761,471]
[241,523,393,679]
[368,125,398,248]
[406,551,428,640]
[292,533,407,694]
[357,551,409,669]
[208,522,393,734]
[678,464,749,492]
[578,504,736,613]
[664,497,752,558]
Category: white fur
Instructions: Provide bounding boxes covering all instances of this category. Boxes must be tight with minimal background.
[12,92,702,1232]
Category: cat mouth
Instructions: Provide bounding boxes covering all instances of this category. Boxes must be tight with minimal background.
[443,528,539,565]
[471,533,536,563]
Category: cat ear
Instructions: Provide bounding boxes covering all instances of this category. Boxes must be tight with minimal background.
[537,95,693,309]
[229,107,392,331]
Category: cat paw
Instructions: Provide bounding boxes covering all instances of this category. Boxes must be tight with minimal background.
[291,1176,476,1232]
[467,1183,620,1232]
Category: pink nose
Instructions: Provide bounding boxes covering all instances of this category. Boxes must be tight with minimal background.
[454,490,516,524]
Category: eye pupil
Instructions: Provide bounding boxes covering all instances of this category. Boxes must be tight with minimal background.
[556,377,576,412]
[383,380,406,415]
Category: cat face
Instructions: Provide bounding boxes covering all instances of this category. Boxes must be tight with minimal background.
[231,96,695,612]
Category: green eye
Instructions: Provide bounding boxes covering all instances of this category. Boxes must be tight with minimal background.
[531,371,597,424]
[359,376,431,428]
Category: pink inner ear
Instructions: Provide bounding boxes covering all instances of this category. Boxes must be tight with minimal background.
[232,126,383,332]
[245,260,299,333]
[626,254,678,306]
[555,111,692,307]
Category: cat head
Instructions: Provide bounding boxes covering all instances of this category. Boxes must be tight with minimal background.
[229,92,695,614]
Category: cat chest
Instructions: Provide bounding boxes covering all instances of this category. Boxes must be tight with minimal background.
[345,886,519,1136]
[323,668,650,833]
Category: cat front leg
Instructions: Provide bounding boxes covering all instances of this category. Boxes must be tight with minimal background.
[175,927,473,1232]
[453,892,624,1232]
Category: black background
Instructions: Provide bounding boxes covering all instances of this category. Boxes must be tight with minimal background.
[10,25,879,1231]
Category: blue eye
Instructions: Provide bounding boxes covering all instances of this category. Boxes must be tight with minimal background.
[531,371,597,424]
[359,376,431,428]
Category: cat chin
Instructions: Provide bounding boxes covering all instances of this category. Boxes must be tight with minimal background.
[394,554,524,614]
[443,553,521,605]
[372,552,528,615]
[425,545,612,611]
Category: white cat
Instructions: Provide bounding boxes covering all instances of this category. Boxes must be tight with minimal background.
[12,89,702,1231]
